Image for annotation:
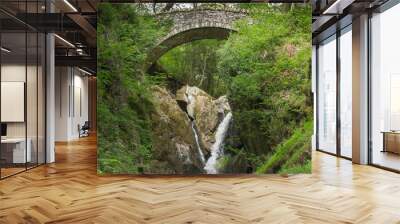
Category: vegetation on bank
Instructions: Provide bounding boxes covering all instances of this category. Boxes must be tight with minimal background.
[256,120,312,174]
[97,4,169,173]
[98,3,312,174]
[217,5,312,173]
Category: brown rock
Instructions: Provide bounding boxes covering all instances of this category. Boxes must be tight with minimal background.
[177,85,231,154]
[150,86,204,174]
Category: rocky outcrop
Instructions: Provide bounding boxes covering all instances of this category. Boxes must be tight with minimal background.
[176,85,231,155]
[150,86,204,174]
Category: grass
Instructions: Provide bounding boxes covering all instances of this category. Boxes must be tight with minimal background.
[279,160,311,174]
[256,120,312,174]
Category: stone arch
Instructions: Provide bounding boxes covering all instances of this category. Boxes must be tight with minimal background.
[144,9,247,71]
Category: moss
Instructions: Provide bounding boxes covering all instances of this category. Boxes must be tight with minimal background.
[256,120,312,174]
[279,160,311,174]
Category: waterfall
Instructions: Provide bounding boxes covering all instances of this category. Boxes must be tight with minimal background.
[191,121,205,164]
[185,87,206,164]
[204,112,232,174]
[183,86,232,173]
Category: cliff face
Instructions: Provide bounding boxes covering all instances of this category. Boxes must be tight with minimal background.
[150,85,232,174]
[150,86,204,174]
[176,85,231,155]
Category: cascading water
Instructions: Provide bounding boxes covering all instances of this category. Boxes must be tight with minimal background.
[186,87,206,164]
[183,85,232,174]
[204,112,232,174]
[191,121,205,164]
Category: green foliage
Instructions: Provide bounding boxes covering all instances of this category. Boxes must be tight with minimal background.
[218,146,265,173]
[217,6,312,166]
[158,39,228,97]
[279,160,311,174]
[97,3,168,174]
[256,120,312,174]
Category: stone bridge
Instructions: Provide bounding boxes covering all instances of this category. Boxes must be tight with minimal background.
[145,8,248,70]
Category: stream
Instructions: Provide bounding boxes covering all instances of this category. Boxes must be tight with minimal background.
[204,112,232,174]
[184,86,232,174]
[191,121,206,164]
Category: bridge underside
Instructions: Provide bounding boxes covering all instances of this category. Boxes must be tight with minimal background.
[145,27,234,71]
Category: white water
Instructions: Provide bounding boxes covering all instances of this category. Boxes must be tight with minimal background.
[191,122,205,164]
[204,112,232,174]
[185,86,205,164]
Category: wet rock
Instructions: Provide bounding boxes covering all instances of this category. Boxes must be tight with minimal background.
[177,85,231,155]
[150,86,204,174]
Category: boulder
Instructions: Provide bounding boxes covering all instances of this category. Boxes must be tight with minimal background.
[176,85,231,155]
[150,86,204,174]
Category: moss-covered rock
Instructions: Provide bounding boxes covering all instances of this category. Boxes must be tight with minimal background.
[177,85,231,155]
[150,86,204,174]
